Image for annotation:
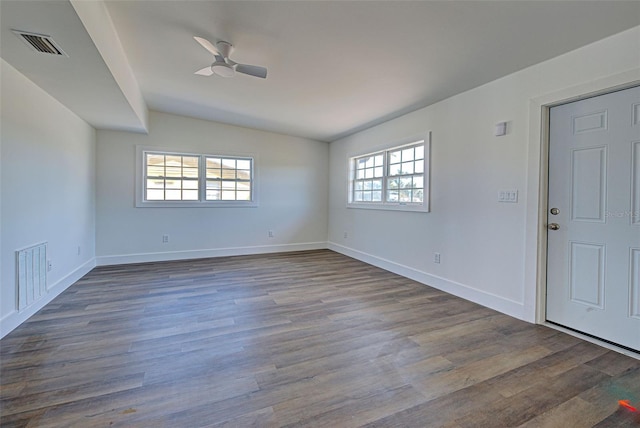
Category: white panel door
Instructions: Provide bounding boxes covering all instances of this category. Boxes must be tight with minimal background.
[547,85,640,352]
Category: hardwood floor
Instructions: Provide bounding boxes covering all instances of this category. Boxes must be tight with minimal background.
[1,250,639,427]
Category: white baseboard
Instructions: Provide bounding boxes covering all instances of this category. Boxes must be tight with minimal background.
[1,242,528,340]
[328,242,527,321]
[96,242,328,266]
[0,257,97,339]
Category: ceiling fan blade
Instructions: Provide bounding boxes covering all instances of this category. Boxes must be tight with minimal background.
[235,64,267,79]
[194,66,214,76]
[194,36,219,56]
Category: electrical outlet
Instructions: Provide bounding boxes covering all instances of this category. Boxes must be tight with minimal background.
[162,234,169,243]
[343,232,348,239]
[77,246,81,256]
[268,230,274,238]
[434,253,441,264]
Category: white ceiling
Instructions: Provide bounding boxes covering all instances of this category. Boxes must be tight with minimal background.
[2,1,640,142]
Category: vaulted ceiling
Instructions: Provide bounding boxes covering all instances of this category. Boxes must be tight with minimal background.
[2,1,639,142]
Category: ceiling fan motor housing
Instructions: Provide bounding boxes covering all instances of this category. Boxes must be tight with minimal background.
[216,41,233,58]
[212,62,235,77]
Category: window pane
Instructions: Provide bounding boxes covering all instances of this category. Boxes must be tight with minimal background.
[183,156,199,168]
[236,191,251,201]
[237,181,251,191]
[183,167,198,179]
[165,166,181,177]
[363,180,372,191]
[238,169,251,180]
[165,179,181,189]
[415,145,424,160]
[354,181,363,191]
[206,180,221,190]
[389,150,401,164]
[165,190,181,200]
[357,169,365,179]
[401,162,414,174]
[374,167,383,177]
[402,148,414,161]
[365,156,374,168]
[389,164,401,176]
[206,190,220,200]
[183,190,198,200]
[147,179,164,189]
[365,168,374,179]
[221,181,236,190]
[207,169,222,179]
[237,159,251,170]
[146,189,164,200]
[372,191,382,201]
[147,166,164,177]
[354,191,363,202]
[222,158,236,169]
[374,155,384,166]
[147,154,165,165]
[399,190,412,202]
[363,192,372,201]
[221,190,236,200]
[413,190,424,203]
[400,177,412,188]
[222,169,236,179]
[387,178,399,189]
[166,155,181,165]
[183,180,198,190]
[413,176,424,189]
[207,158,221,168]
[387,190,398,202]
[372,179,382,190]
[414,161,424,174]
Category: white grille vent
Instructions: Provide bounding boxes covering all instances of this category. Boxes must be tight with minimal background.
[12,30,68,57]
[16,242,47,311]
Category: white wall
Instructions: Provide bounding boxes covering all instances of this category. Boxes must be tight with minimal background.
[0,59,96,337]
[328,26,640,322]
[95,111,328,264]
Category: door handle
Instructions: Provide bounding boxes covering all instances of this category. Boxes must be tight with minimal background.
[548,223,560,231]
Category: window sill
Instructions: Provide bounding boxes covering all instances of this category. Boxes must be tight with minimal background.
[136,200,259,208]
[347,202,429,213]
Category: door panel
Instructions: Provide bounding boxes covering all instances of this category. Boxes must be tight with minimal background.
[633,142,640,226]
[547,85,640,351]
[632,248,640,319]
[569,242,605,308]
[571,146,606,222]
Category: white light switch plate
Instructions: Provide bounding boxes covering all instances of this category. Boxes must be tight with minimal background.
[498,190,518,203]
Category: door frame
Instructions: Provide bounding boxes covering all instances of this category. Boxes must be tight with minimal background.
[526,69,640,358]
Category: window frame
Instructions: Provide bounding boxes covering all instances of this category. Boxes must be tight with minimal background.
[347,132,431,213]
[135,146,259,208]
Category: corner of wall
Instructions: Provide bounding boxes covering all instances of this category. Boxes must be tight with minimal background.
[0,258,96,339]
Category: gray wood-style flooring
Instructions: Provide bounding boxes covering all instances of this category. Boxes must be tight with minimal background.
[1,250,639,427]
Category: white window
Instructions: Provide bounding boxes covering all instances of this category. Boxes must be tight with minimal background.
[136,147,257,208]
[145,153,200,201]
[348,133,430,212]
[205,157,252,202]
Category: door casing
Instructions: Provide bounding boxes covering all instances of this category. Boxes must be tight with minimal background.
[527,70,640,358]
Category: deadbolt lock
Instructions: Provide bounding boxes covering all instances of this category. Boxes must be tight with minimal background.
[548,223,560,231]
[550,208,560,215]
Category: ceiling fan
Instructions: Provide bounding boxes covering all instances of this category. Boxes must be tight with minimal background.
[194,36,267,79]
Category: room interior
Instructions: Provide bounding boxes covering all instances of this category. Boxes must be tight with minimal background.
[1,1,640,426]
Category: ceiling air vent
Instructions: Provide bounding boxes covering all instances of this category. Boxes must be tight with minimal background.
[12,30,68,57]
